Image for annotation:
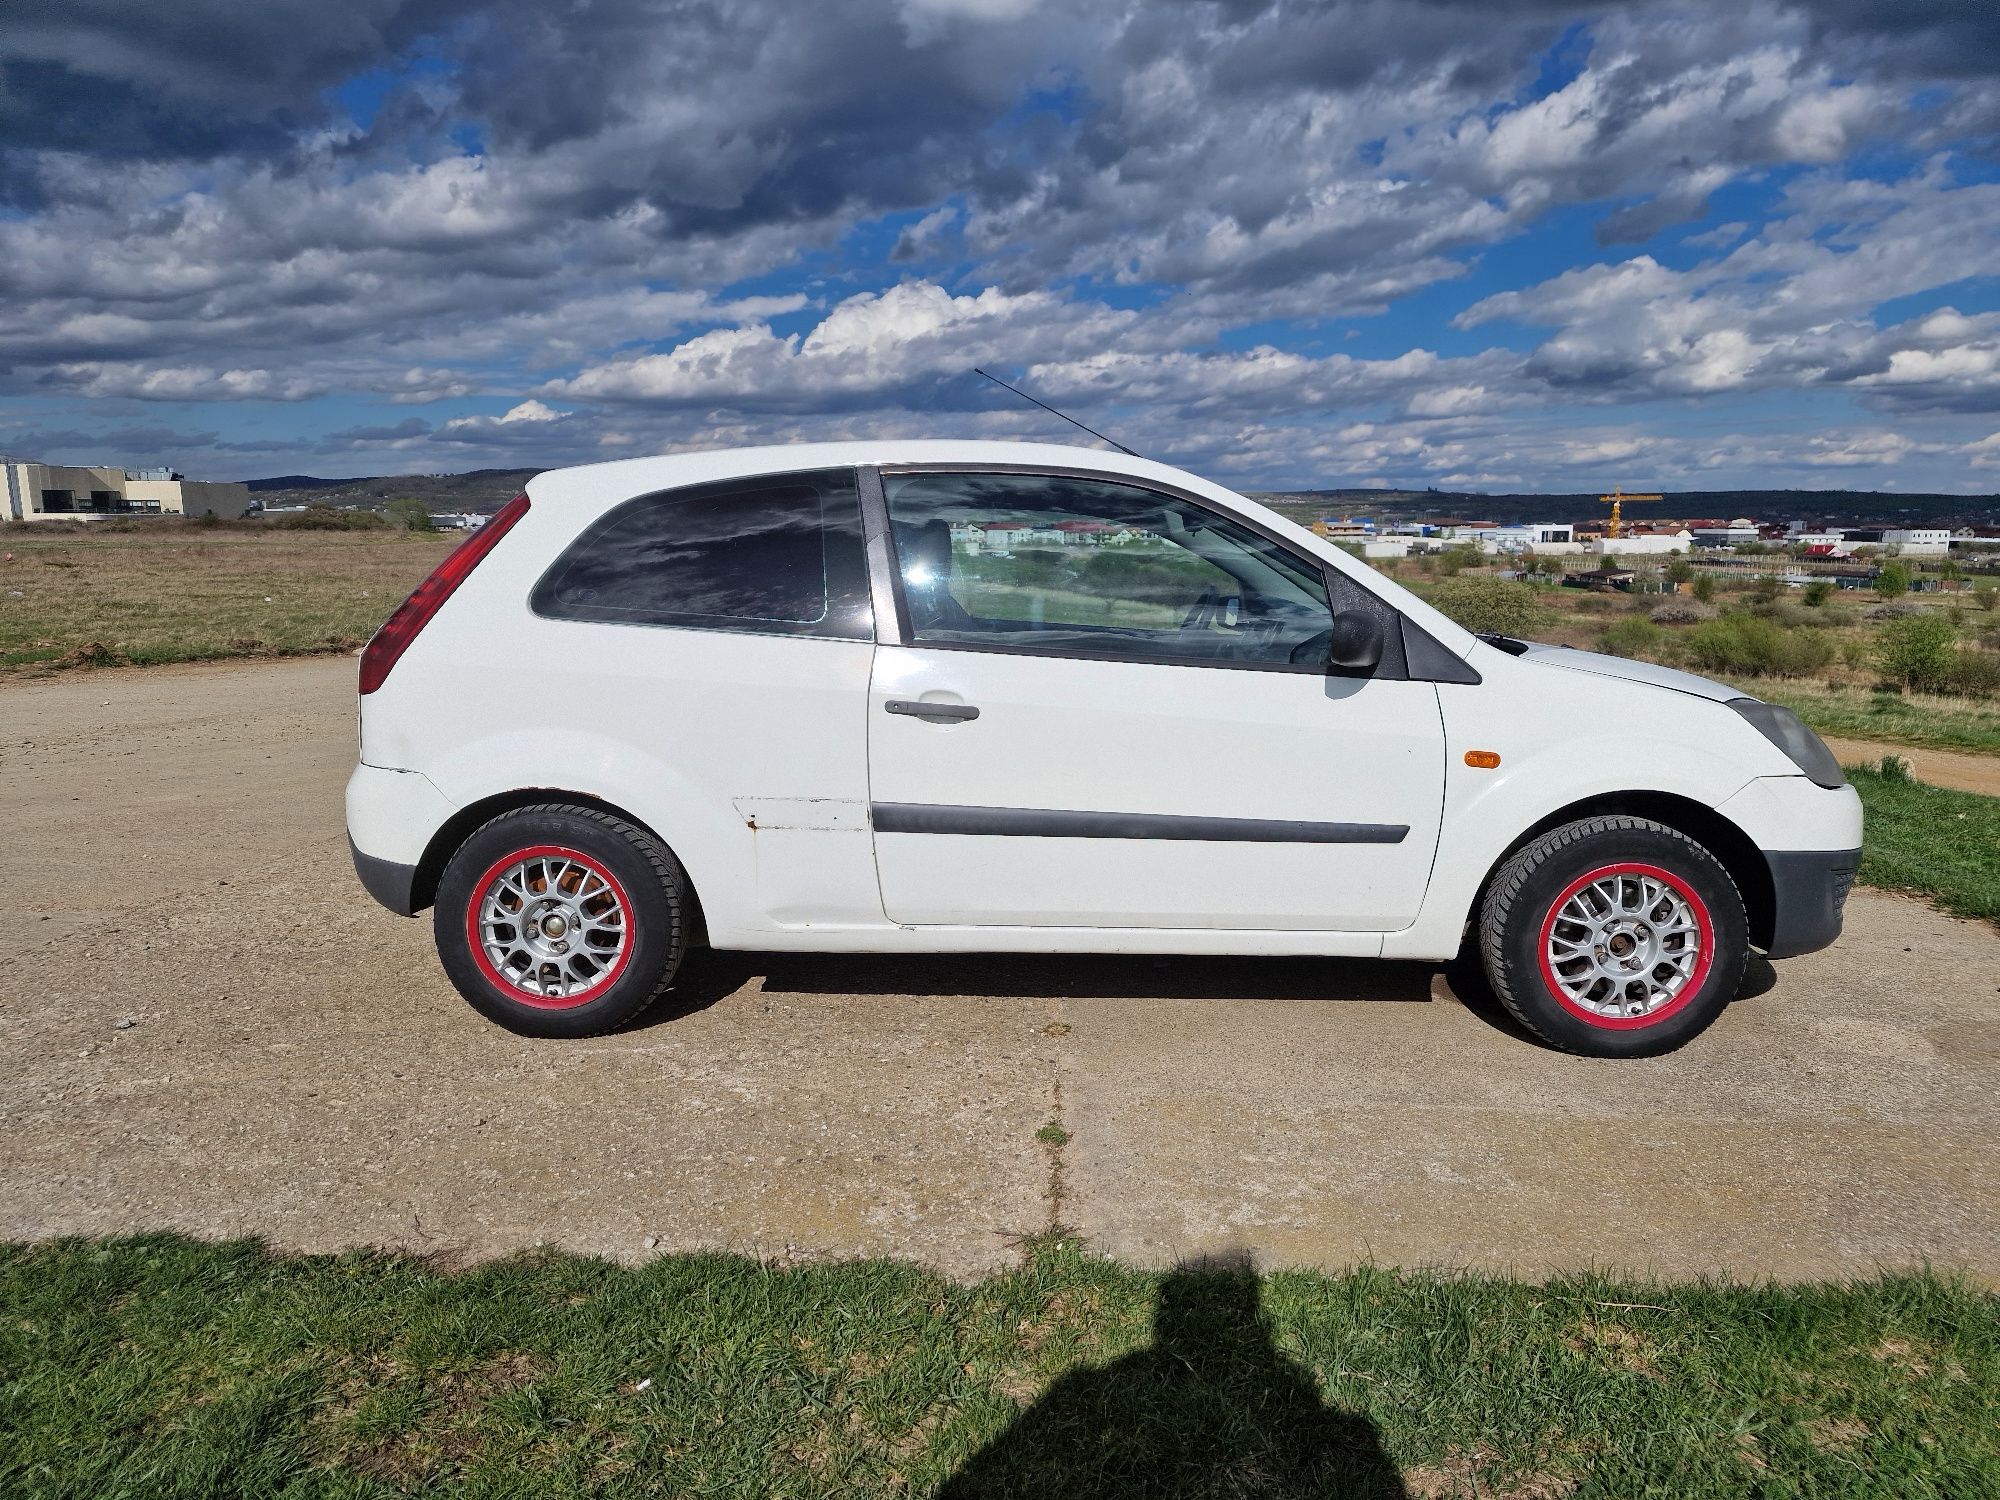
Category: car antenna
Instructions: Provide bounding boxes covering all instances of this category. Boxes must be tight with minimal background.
[972,367,1143,457]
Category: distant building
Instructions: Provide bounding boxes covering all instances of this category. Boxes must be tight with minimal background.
[1474,522,1574,554]
[1881,528,1951,556]
[1,457,250,522]
[1593,529,1693,557]
[1690,518,1760,548]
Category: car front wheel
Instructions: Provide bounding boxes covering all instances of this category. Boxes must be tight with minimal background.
[434,803,690,1038]
[1479,816,1747,1057]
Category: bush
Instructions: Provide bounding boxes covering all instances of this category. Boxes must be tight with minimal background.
[270,505,390,531]
[1690,574,1716,604]
[1650,598,1717,625]
[1874,560,1912,598]
[1866,601,1920,621]
[1597,616,1664,659]
[1875,612,1954,689]
[1684,612,1835,677]
[1802,579,1834,607]
[1422,577,1551,637]
[1973,584,1998,614]
[384,498,434,532]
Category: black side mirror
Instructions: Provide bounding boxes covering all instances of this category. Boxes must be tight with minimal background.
[1326,609,1385,671]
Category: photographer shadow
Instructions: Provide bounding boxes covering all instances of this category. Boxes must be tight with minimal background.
[940,1250,1407,1499]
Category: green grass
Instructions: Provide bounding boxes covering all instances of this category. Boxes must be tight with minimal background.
[2,1236,1995,1498]
[1849,765,2000,923]
[1762,682,2000,757]
[0,523,453,675]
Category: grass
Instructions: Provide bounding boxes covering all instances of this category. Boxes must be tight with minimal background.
[0,522,453,674]
[1,1235,1994,1499]
[1759,681,2000,757]
[1848,764,2000,923]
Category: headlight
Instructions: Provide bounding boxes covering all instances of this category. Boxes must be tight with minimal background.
[1727,699,1845,789]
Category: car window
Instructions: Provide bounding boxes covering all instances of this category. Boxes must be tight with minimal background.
[531,468,872,639]
[882,471,1334,666]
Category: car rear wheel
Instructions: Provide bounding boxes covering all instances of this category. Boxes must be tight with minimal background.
[1479,816,1747,1057]
[434,803,690,1038]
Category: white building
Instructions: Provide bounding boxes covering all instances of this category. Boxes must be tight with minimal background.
[2,457,250,522]
[1594,530,1693,556]
[1476,523,1575,554]
[1692,519,1760,547]
[1882,528,1951,556]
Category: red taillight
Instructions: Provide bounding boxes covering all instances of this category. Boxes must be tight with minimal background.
[359,492,531,694]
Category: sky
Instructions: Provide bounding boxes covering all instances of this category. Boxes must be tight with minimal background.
[2,0,1998,493]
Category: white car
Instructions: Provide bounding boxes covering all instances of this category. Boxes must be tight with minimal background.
[346,442,1860,1057]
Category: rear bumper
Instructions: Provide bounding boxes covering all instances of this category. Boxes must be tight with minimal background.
[1761,847,1860,959]
[345,762,457,918]
[350,837,420,917]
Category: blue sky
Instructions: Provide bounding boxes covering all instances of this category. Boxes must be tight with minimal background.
[2,0,1998,492]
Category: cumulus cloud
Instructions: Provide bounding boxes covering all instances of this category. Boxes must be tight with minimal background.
[2,0,1999,487]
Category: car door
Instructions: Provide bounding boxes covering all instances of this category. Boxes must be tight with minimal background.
[865,467,1446,932]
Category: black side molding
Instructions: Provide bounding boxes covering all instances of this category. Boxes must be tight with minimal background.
[1761,847,1860,959]
[350,836,420,917]
[872,803,1408,844]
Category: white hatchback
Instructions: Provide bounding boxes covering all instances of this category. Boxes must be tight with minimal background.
[347,442,1861,1056]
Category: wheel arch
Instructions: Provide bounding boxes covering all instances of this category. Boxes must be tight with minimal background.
[412,787,709,942]
[1468,790,1775,953]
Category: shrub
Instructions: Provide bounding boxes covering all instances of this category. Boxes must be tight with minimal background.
[1690,573,1716,603]
[1650,598,1717,625]
[1802,579,1834,607]
[270,505,390,531]
[1684,612,1835,677]
[1873,560,1912,598]
[1874,612,1956,691]
[384,498,434,532]
[1936,649,2000,696]
[1973,584,1998,614]
[1423,577,1551,637]
[1597,616,1664,659]
[1866,601,1920,621]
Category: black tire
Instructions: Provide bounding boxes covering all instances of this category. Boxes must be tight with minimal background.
[1479,816,1747,1058]
[434,803,690,1038]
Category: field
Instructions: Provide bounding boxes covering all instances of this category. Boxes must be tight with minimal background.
[1389,559,2000,756]
[4,1235,1994,1498]
[0,521,454,674]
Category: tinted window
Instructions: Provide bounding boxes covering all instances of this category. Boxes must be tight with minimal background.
[884,471,1334,667]
[532,468,871,639]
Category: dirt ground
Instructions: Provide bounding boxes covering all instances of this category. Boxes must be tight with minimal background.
[1819,735,2000,796]
[3,657,1997,1281]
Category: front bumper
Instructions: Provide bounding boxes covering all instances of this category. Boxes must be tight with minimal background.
[1761,847,1861,959]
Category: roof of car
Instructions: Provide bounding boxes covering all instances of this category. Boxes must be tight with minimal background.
[524,441,1216,505]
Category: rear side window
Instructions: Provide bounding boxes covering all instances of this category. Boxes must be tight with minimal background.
[531,468,872,640]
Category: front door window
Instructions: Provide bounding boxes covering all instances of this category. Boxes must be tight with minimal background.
[883,471,1334,668]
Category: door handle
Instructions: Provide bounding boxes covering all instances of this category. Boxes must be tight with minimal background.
[885,699,980,722]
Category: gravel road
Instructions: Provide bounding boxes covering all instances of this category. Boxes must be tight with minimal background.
[4,657,1996,1281]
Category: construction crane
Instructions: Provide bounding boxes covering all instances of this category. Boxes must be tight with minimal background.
[1600,486,1664,540]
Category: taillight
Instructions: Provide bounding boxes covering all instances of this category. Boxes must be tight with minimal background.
[359,492,531,694]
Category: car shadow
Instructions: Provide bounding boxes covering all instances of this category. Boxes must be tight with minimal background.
[938,1248,1408,1498]
[632,945,1781,1041]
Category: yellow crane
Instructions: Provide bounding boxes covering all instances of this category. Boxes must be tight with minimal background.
[1601,486,1664,540]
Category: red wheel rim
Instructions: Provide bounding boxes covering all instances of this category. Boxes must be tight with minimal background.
[465,844,634,1009]
[1537,861,1714,1030]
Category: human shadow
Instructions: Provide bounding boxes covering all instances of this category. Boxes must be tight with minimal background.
[940,1250,1408,1499]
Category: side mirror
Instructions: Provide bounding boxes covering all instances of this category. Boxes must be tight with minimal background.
[1326,609,1384,672]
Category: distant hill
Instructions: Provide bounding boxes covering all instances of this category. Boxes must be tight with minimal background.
[247,466,1999,527]
[248,467,538,512]
[1250,487,2000,528]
